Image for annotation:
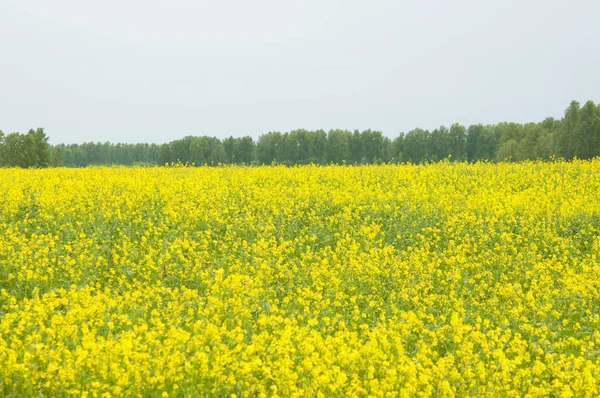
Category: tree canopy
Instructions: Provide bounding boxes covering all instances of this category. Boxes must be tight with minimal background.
[1,100,599,168]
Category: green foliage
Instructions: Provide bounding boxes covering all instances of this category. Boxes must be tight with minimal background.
[2,100,599,168]
[0,130,4,166]
[256,132,281,165]
[0,128,51,167]
[326,130,352,164]
[578,101,600,159]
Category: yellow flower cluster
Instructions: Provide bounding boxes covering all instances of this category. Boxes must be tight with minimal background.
[1,161,599,397]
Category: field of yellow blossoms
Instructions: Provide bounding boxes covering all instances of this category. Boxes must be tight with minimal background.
[1,161,600,397]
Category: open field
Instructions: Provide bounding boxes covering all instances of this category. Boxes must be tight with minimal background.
[1,162,600,397]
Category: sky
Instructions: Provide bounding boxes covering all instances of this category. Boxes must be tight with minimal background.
[1,0,599,144]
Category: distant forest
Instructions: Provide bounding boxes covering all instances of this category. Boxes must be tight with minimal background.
[1,100,599,167]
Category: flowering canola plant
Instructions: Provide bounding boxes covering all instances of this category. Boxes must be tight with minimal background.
[0,161,599,397]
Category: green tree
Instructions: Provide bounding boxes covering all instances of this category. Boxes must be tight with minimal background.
[28,128,52,167]
[256,132,282,164]
[429,126,450,161]
[310,130,327,164]
[578,100,600,159]
[0,130,5,166]
[466,124,482,161]
[294,129,312,164]
[4,133,26,167]
[223,136,237,164]
[51,145,64,166]
[159,143,173,165]
[496,139,519,161]
[326,130,352,164]
[392,133,405,162]
[237,136,255,164]
[558,100,580,159]
[402,128,430,163]
[381,136,393,163]
[479,125,500,160]
[279,132,299,165]
[360,130,384,163]
[448,123,467,160]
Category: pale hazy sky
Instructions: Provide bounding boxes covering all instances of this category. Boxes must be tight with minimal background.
[1,0,599,144]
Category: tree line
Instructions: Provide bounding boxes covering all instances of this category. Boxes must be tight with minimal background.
[0,128,54,167]
[1,100,599,167]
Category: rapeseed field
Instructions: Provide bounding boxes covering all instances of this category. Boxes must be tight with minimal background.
[1,161,599,397]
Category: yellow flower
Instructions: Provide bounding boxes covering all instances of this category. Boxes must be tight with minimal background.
[0,161,599,396]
